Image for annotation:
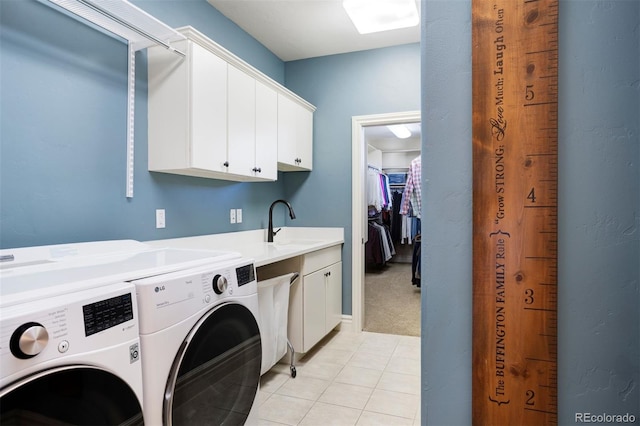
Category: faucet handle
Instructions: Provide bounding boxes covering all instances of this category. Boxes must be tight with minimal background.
[273,228,282,236]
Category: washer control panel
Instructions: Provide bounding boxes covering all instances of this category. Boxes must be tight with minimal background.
[236,264,255,287]
[83,292,134,337]
[1,282,139,376]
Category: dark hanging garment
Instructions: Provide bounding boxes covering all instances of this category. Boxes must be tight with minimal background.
[412,236,421,287]
[391,191,403,243]
[366,223,384,266]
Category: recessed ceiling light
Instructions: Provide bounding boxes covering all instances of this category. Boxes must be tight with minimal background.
[343,0,419,35]
[387,124,412,139]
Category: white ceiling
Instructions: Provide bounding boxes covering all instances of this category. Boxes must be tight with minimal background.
[365,122,421,152]
[206,0,421,61]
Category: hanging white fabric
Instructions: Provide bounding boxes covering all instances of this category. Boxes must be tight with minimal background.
[367,165,392,213]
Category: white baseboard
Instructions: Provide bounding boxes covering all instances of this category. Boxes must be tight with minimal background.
[338,315,353,332]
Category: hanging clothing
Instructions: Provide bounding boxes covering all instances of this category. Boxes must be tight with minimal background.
[390,190,403,243]
[412,235,421,287]
[365,221,395,266]
[400,215,415,244]
[367,167,382,211]
[400,156,422,219]
[366,223,384,265]
[367,166,392,213]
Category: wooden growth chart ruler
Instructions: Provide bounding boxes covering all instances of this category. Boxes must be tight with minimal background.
[472,0,559,424]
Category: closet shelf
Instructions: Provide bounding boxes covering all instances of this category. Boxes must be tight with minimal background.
[43,0,186,53]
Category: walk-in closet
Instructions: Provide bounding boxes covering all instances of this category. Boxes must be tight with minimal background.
[364,122,421,336]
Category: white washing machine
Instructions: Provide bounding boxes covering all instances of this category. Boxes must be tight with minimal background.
[0,239,257,425]
[0,271,144,424]
[131,256,261,426]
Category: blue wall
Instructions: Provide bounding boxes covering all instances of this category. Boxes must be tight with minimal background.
[420,2,473,423]
[421,0,639,424]
[283,45,421,314]
[0,0,286,248]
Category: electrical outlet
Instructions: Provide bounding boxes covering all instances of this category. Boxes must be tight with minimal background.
[236,209,242,223]
[156,209,166,229]
[230,209,236,224]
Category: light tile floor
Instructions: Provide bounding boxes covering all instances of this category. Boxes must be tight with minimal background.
[258,330,421,425]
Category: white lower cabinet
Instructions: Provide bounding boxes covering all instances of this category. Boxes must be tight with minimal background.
[302,260,342,351]
[256,245,342,354]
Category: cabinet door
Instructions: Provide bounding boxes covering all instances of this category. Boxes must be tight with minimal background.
[303,269,326,352]
[255,81,278,180]
[325,262,342,332]
[277,94,312,171]
[277,94,297,169]
[295,106,313,170]
[190,43,228,172]
[227,65,256,177]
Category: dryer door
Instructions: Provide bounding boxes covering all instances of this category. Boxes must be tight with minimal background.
[0,367,143,425]
[165,302,261,426]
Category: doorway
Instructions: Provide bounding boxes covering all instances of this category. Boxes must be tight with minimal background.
[351,111,421,335]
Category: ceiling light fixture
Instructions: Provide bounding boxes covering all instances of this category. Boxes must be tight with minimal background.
[387,124,412,139]
[343,0,419,35]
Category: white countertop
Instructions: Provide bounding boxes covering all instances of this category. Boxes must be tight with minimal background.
[145,227,344,267]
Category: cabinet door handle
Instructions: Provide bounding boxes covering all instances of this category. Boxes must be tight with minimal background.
[252,167,262,173]
[223,161,229,167]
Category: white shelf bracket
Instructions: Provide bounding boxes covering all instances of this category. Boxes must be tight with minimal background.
[126,43,136,198]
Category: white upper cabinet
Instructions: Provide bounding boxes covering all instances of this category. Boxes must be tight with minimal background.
[148,39,228,176]
[255,81,279,180]
[227,64,257,177]
[277,94,314,171]
[147,26,315,182]
[190,43,228,173]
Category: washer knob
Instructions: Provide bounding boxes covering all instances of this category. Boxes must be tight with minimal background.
[212,274,228,295]
[10,322,49,359]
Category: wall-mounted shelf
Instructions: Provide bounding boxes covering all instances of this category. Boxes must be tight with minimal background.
[45,0,186,51]
[40,0,186,198]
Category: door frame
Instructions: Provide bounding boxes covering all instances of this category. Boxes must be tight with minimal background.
[351,110,421,332]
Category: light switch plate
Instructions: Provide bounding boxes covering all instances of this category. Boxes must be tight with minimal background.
[236,209,242,223]
[230,209,236,224]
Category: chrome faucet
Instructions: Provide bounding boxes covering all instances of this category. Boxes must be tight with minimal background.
[268,199,296,242]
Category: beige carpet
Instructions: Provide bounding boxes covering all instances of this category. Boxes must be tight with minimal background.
[364,262,421,336]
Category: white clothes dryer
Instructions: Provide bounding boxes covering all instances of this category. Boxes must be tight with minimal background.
[131,256,261,426]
